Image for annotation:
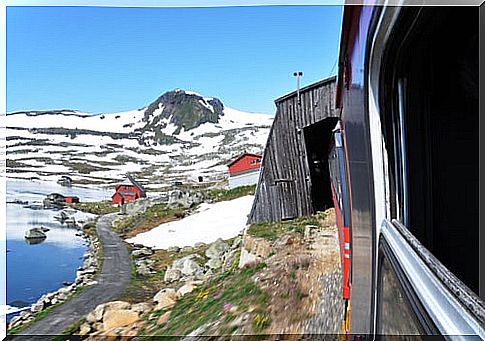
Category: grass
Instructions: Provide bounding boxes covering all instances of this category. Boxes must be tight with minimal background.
[112,203,185,237]
[119,245,209,303]
[70,201,119,215]
[205,184,256,203]
[142,261,269,337]
[246,214,322,242]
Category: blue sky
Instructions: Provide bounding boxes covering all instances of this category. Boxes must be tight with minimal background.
[7,5,343,114]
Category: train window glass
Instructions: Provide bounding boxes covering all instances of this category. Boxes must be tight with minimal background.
[376,239,424,335]
[382,7,478,294]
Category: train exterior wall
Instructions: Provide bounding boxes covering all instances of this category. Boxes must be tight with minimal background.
[247,76,338,224]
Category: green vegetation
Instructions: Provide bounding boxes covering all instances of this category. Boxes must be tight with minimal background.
[71,201,119,215]
[247,213,324,242]
[142,262,269,337]
[120,245,209,303]
[206,184,256,203]
[113,203,186,237]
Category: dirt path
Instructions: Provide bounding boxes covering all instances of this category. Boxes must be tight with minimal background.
[254,209,345,335]
[13,213,132,338]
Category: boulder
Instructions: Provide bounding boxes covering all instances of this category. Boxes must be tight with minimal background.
[132,248,153,258]
[177,283,197,297]
[194,242,206,248]
[222,249,240,272]
[181,246,194,253]
[153,288,179,310]
[171,255,203,276]
[205,258,222,270]
[130,302,152,314]
[164,269,182,283]
[103,301,131,312]
[231,236,242,249]
[167,246,180,253]
[102,309,139,331]
[205,238,229,259]
[136,263,154,276]
[79,322,92,336]
[31,301,44,313]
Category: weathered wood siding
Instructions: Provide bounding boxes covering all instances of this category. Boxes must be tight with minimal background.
[247,76,338,224]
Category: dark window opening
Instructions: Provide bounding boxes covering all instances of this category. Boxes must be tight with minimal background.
[303,117,339,213]
[381,7,478,294]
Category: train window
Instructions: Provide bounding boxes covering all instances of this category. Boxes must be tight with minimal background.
[376,238,426,335]
[380,7,478,295]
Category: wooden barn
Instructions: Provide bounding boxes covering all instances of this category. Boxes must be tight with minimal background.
[227,153,262,189]
[247,76,338,224]
[112,174,147,206]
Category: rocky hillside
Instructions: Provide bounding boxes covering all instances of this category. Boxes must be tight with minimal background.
[6,90,273,189]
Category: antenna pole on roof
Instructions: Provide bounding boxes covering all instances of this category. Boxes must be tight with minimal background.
[293,71,303,107]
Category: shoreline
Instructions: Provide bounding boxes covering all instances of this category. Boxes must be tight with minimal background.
[6,218,102,332]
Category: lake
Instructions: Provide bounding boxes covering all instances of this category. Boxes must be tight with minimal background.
[4,179,110,317]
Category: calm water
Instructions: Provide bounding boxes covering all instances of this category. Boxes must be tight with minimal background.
[5,180,109,312]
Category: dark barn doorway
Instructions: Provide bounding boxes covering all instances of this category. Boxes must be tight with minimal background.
[303,117,338,213]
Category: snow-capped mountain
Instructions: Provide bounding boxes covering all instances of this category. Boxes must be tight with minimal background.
[6,90,273,190]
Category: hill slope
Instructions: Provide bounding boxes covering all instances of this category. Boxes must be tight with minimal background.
[6,90,273,189]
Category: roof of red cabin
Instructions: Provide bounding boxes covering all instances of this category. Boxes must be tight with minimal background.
[226,153,262,167]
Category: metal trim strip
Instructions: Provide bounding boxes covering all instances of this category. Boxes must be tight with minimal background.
[380,219,484,338]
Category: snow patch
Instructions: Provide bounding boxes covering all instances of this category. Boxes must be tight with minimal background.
[126,195,254,249]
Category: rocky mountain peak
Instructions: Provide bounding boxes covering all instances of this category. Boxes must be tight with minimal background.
[142,89,225,135]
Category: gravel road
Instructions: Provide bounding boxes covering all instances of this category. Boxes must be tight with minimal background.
[11,213,131,339]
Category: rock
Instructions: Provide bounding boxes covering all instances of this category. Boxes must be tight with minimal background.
[157,311,171,324]
[9,316,22,327]
[103,301,131,312]
[19,310,31,319]
[164,268,182,283]
[222,249,240,272]
[273,234,295,248]
[231,236,242,249]
[177,283,197,297]
[205,258,222,270]
[132,248,153,258]
[194,242,206,248]
[238,248,259,268]
[167,246,180,253]
[31,301,44,313]
[181,246,194,253]
[171,255,203,276]
[79,322,92,336]
[205,238,229,259]
[130,302,152,314]
[102,309,139,331]
[153,288,179,310]
[136,263,154,276]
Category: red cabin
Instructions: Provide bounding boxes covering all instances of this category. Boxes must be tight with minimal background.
[112,175,147,206]
[64,196,79,204]
[227,153,262,176]
[227,153,262,189]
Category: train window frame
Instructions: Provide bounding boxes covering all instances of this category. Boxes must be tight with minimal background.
[373,5,483,335]
[378,6,479,294]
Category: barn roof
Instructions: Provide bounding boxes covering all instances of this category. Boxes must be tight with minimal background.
[226,153,262,167]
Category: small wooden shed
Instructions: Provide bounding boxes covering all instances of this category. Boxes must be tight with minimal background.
[112,174,146,206]
[247,76,338,224]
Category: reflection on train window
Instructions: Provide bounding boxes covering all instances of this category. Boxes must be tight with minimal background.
[377,241,424,336]
[380,7,478,294]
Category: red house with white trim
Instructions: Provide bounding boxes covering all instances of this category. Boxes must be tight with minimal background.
[227,153,262,189]
[112,174,147,206]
